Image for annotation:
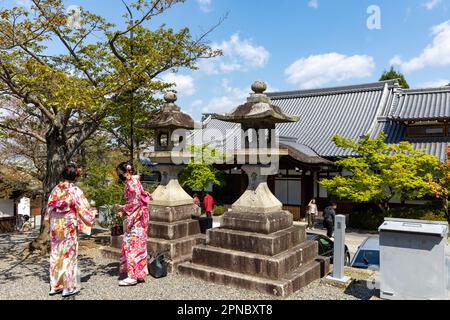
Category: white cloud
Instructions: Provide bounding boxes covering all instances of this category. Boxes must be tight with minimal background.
[391,20,450,73]
[417,79,450,88]
[285,53,375,89]
[201,79,278,114]
[202,80,249,114]
[199,33,270,75]
[160,73,196,96]
[308,0,319,9]
[196,0,212,13]
[423,0,442,10]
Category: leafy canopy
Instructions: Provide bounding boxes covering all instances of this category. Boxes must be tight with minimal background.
[379,67,410,89]
[320,134,439,211]
[179,145,226,191]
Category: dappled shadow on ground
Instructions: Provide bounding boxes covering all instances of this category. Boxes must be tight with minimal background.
[0,228,121,287]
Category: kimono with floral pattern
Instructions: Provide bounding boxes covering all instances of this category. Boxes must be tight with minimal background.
[120,176,150,280]
[45,182,96,292]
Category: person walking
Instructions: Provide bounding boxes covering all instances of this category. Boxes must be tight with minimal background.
[203,192,214,218]
[306,198,318,230]
[116,162,151,287]
[323,202,337,239]
[45,164,96,298]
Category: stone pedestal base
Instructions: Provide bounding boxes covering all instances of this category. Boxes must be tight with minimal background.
[101,203,205,273]
[179,210,330,297]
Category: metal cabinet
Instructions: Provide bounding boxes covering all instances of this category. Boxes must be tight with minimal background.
[379,218,449,300]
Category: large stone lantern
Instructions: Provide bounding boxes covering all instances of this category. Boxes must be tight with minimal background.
[179,81,330,297]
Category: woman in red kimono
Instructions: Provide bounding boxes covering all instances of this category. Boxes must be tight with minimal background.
[116,162,151,286]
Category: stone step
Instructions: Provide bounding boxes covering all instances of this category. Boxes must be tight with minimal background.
[168,254,195,274]
[147,234,206,259]
[106,234,206,259]
[207,225,305,256]
[221,210,293,234]
[148,219,201,240]
[191,240,318,280]
[149,204,195,223]
[178,259,323,297]
[99,246,192,274]
[100,246,121,260]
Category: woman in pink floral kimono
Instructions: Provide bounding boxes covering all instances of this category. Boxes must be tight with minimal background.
[116,162,151,286]
[45,164,96,298]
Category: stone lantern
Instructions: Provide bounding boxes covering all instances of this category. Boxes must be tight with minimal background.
[179,81,330,297]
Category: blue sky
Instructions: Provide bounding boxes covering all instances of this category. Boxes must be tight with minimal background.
[9,0,450,120]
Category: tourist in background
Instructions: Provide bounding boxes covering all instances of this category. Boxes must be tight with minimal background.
[193,193,201,217]
[203,192,214,218]
[306,198,318,230]
[20,215,32,232]
[116,162,151,287]
[323,202,337,239]
[45,164,96,298]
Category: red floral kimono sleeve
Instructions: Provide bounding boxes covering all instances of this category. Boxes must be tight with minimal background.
[73,187,96,235]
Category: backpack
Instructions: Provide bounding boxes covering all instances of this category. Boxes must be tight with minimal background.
[148,251,168,279]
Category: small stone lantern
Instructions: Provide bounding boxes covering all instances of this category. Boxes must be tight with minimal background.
[139,91,204,272]
[144,92,195,153]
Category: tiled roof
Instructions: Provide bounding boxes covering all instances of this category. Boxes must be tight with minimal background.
[392,87,450,121]
[201,80,449,162]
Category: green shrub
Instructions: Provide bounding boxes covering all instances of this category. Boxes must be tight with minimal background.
[213,205,225,217]
[349,205,446,231]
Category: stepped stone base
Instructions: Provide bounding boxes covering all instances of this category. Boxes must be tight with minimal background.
[179,210,330,297]
[221,210,293,234]
[102,235,206,273]
[191,240,318,279]
[179,258,328,297]
[207,226,305,256]
[148,220,200,240]
[101,203,204,273]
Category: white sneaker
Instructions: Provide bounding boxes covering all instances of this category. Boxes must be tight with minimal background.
[119,277,138,286]
[49,288,63,296]
[62,287,80,298]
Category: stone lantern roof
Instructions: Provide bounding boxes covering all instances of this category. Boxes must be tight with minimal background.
[141,92,195,130]
[212,81,300,126]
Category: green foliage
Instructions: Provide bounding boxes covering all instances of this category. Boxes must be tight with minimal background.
[379,67,410,88]
[349,206,446,231]
[213,205,225,217]
[428,161,450,221]
[179,145,226,191]
[320,134,440,212]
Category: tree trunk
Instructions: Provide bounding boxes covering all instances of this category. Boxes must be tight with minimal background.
[30,130,69,253]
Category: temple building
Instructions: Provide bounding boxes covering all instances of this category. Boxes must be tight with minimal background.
[191,80,450,220]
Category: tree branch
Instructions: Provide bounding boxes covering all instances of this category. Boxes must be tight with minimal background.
[0,122,46,143]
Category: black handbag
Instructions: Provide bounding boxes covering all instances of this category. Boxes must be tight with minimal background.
[148,251,168,279]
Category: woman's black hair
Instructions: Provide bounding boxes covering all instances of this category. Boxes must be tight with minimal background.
[116,162,135,179]
[61,163,81,182]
